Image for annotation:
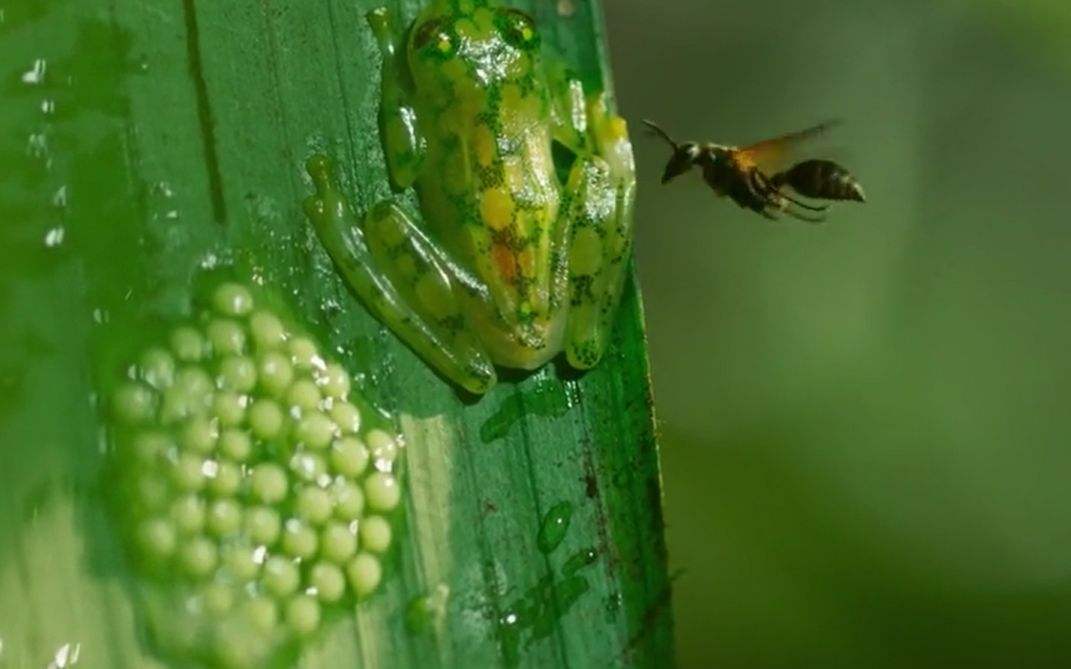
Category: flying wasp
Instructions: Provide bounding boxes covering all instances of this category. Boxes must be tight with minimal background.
[642,119,866,223]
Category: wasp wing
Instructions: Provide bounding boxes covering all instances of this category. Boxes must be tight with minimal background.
[735,120,841,171]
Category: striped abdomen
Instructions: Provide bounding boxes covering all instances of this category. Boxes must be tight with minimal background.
[772,160,866,202]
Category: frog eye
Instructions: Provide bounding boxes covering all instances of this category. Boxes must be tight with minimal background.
[496,8,539,50]
[412,18,455,56]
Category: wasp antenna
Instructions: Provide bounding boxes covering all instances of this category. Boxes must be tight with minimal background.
[641,119,679,149]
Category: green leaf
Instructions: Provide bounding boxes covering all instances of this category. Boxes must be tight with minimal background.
[0,1,671,667]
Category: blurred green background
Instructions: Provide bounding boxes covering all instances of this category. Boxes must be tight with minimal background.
[4,0,1071,667]
[604,1,1071,667]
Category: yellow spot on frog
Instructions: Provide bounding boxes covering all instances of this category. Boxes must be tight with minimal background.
[569,227,603,276]
[474,125,496,167]
[396,254,418,281]
[518,246,537,278]
[480,187,514,231]
[608,117,629,140]
[372,209,407,247]
[506,53,532,80]
[415,273,456,322]
[455,17,490,42]
[501,84,524,111]
[473,7,494,31]
[441,58,467,85]
[587,94,609,120]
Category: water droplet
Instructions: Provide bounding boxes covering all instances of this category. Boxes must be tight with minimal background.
[496,562,593,666]
[40,99,55,115]
[27,132,48,159]
[562,547,598,576]
[47,641,81,668]
[21,58,47,85]
[52,185,68,208]
[557,0,576,17]
[152,181,174,198]
[43,227,65,248]
[164,209,180,220]
[537,501,573,554]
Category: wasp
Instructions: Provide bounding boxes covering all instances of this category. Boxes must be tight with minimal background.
[642,119,865,223]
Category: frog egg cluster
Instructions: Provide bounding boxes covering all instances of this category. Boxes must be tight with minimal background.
[108,282,402,667]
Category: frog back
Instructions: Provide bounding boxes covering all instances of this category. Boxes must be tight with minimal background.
[408,3,564,345]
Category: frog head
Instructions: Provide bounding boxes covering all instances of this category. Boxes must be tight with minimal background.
[408,0,542,98]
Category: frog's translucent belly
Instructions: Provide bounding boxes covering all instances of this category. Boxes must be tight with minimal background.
[415,118,568,368]
[465,292,567,369]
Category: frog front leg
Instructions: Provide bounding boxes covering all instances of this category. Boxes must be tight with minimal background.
[304,156,496,394]
[559,93,637,369]
[367,7,424,190]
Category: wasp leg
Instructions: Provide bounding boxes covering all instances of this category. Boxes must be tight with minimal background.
[784,195,829,212]
[748,168,782,206]
[753,170,829,211]
[771,188,829,212]
[747,170,789,221]
[783,207,826,224]
[750,169,826,224]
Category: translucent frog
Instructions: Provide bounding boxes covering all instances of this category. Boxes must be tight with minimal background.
[303,0,635,394]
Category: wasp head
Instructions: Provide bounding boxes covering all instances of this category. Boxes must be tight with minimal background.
[660,142,701,184]
[642,119,703,184]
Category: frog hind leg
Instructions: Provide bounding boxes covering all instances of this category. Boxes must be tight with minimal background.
[562,94,637,370]
[303,156,496,394]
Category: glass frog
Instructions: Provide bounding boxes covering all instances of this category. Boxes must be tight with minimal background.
[303,0,635,394]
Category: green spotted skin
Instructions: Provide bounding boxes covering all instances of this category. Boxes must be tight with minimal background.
[304,0,636,394]
[106,282,402,669]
